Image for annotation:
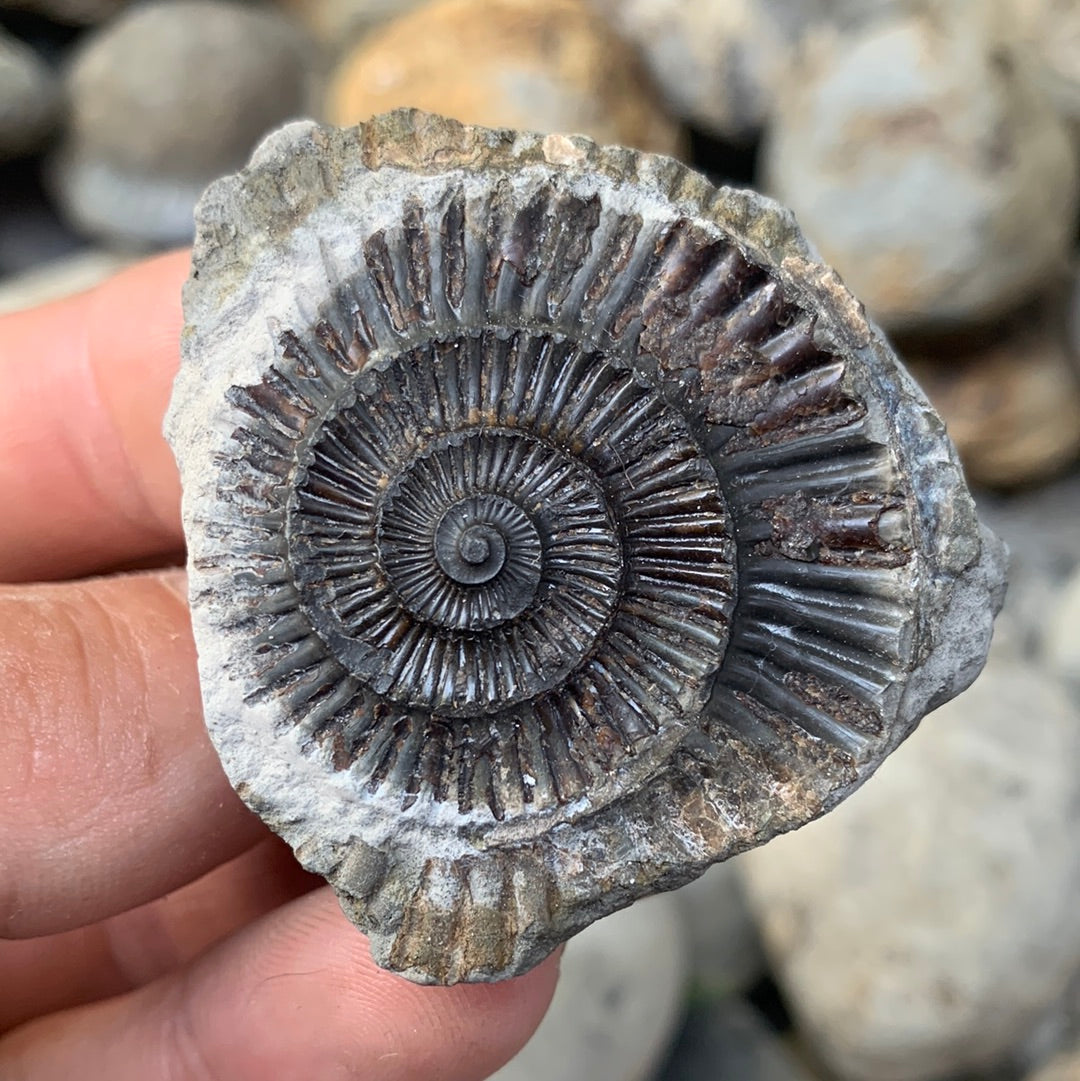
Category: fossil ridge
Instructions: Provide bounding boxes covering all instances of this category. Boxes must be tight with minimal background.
[166,109,1006,984]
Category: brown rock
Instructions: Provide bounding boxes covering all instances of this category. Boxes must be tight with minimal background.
[324,0,682,155]
[275,0,428,54]
[905,299,1080,489]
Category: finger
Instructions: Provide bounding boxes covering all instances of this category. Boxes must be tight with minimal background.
[0,251,189,582]
[0,888,561,1081]
[0,568,266,938]
[0,837,320,1034]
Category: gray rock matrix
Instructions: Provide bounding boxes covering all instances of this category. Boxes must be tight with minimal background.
[166,110,1005,984]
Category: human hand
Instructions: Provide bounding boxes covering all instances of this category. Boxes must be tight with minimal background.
[0,252,559,1080]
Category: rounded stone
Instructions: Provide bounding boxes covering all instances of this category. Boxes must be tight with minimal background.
[1008,0,1080,121]
[657,997,821,1081]
[584,0,827,142]
[488,894,689,1081]
[671,860,766,997]
[50,0,314,246]
[904,298,1080,489]
[762,8,1080,332]
[0,30,61,161]
[739,645,1080,1081]
[0,0,128,25]
[324,0,683,155]
[275,0,428,53]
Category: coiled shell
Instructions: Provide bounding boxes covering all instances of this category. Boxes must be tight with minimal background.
[166,110,1006,984]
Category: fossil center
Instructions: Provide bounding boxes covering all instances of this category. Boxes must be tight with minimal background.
[284,332,734,728]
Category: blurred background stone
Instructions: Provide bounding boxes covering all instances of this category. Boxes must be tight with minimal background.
[0,27,60,160]
[672,859,767,999]
[0,0,126,25]
[488,893,688,1081]
[1021,972,1080,1081]
[582,0,826,143]
[0,158,84,276]
[0,248,132,314]
[1045,565,1080,686]
[656,997,821,1081]
[1009,0,1080,122]
[976,472,1080,661]
[48,0,315,247]
[1028,1052,1080,1081]
[276,0,427,55]
[739,643,1080,1081]
[763,6,1079,332]
[903,298,1080,489]
[324,0,682,155]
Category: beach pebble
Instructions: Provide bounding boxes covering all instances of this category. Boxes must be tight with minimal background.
[975,471,1080,663]
[0,0,127,25]
[739,646,1080,1081]
[488,894,688,1081]
[583,0,826,142]
[656,998,820,1081]
[904,299,1080,489]
[1046,566,1080,688]
[0,30,61,161]
[672,859,766,997]
[275,0,427,53]
[50,0,314,247]
[325,0,682,155]
[1008,0,1080,121]
[763,8,1079,331]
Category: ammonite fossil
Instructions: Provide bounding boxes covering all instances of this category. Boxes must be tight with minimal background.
[166,109,1006,984]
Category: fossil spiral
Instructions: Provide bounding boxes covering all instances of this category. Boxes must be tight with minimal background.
[166,110,1006,984]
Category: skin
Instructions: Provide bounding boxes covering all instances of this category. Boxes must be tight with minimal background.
[0,251,560,1080]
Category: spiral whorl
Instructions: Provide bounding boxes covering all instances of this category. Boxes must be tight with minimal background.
[289,334,732,729]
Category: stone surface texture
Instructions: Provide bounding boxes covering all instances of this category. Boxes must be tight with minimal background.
[740,643,1080,1081]
[488,894,687,1081]
[166,109,1004,984]
[0,30,60,162]
[763,7,1079,332]
[324,0,681,156]
[584,0,827,141]
[50,0,314,246]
